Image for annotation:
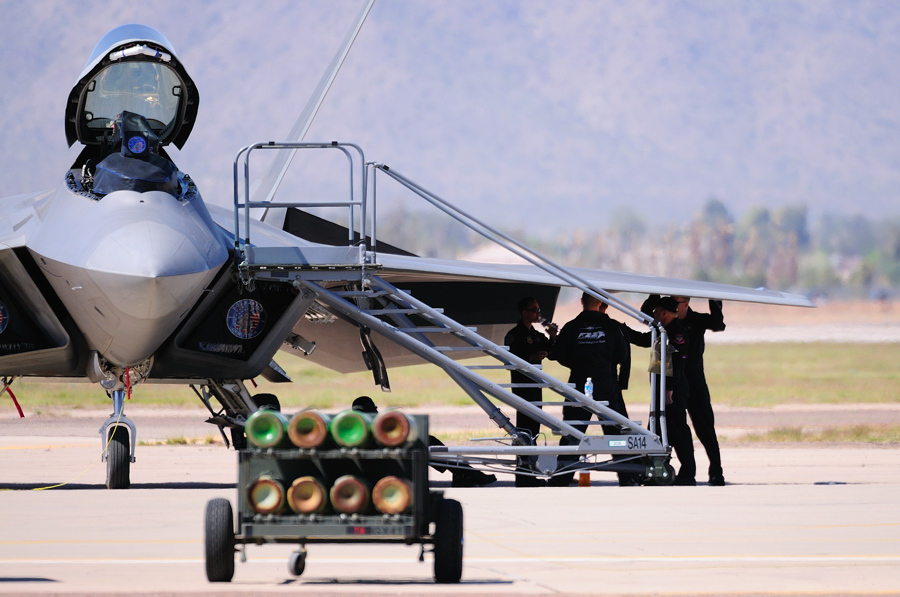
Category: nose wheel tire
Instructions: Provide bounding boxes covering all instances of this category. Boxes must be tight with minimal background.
[106,426,130,490]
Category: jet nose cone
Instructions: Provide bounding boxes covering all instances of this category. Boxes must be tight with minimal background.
[89,217,224,278]
[78,189,228,277]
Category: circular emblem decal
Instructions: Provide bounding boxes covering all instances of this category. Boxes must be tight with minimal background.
[226,299,267,340]
[0,301,8,335]
[127,135,146,154]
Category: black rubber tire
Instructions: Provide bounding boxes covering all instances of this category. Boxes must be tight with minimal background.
[204,498,235,582]
[106,426,130,490]
[433,498,463,583]
[252,393,281,411]
[644,463,676,486]
[288,549,306,576]
[230,427,247,451]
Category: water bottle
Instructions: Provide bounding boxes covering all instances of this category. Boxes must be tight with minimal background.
[584,377,593,400]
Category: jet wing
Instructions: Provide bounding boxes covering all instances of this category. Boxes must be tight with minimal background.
[208,203,813,307]
[373,253,813,307]
[0,190,88,377]
[205,204,812,374]
[0,190,54,250]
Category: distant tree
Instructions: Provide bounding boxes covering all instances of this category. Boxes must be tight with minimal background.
[609,206,647,252]
[797,251,840,291]
[377,207,478,258]
[773,205,809,250]
[735,207,772,283]
[848,254,878,294]
[700,197,733,227]
[875,217,900,286]
[814,213,875,256]
[689,197,734,273]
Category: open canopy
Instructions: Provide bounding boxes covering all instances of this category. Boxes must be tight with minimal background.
[65,24,199,150]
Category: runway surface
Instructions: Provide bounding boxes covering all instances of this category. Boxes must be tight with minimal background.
[1,427,898,596]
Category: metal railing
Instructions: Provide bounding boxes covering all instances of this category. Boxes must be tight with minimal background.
[231,142,671,447]
[366,162,670,446]
[232,141,368,256]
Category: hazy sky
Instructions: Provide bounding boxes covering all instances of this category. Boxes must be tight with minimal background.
[1,0,898,236]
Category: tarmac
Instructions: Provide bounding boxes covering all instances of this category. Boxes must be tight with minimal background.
[0,409,898,596]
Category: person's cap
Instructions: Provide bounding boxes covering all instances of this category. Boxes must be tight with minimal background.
[640,294,660,316]
[657,296,679,313]
[351,395,378,414]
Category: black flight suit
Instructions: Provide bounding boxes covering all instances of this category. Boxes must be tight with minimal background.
[504,320,555,439]
[681,300,725,482]
[548,310,628,486]
[630,318,696,484]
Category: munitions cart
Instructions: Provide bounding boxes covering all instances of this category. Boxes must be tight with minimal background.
[203,414,463,583]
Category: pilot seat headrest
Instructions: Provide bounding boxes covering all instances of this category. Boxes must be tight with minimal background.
[118,111,161,159]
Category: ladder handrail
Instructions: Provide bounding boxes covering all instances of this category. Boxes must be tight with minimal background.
[233,141,368,254]
[369,164,655,327]
[365,276,655,435]
[369,163,669,432]
[229,141,671,451]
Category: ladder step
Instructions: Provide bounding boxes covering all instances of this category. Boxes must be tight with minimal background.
[468,365,519,370]
[334,290,393,298]
[365,307,443,315]
[396,326,477,333]
[499,383,551,389]
[434,346,488,352]
[540,401,610,406]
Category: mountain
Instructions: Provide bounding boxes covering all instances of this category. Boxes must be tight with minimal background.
[1,0,898,237]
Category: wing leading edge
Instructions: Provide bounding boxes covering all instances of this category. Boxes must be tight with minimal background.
[204,203,811,374]
[207,203,814,308]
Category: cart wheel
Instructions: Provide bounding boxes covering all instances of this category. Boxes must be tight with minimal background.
[106,425,130,490]
[288,548,307,576]
[433,498,463,583]
[644,463,676,486]
[205,498,235,582]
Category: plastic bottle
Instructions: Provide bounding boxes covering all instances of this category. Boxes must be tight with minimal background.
[584,377,593,400]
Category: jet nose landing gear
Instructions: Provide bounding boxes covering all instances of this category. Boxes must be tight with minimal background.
[99,388,136,489]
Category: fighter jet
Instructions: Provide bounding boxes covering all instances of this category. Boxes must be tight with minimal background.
[0,7,812,489]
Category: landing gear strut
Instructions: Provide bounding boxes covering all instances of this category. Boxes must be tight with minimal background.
[99,388,136,489]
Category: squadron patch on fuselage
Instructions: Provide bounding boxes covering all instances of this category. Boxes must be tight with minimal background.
[226,299,267,340]
[0,301,8,335]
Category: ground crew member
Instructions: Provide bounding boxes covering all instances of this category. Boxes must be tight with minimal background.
[549,292,629,486]
[629,296,697,485]
[675,296,726,486]
[505,297,557,487]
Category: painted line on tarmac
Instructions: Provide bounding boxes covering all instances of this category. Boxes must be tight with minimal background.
[0,443,94,450]
[1,555,898,565]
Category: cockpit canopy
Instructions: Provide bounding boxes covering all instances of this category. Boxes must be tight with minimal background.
[66,24,198,150]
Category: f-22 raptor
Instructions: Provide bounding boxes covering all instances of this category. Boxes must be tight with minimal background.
[0,8,812,489]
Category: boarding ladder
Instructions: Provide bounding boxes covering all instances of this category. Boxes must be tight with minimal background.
[232,142,673,483]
